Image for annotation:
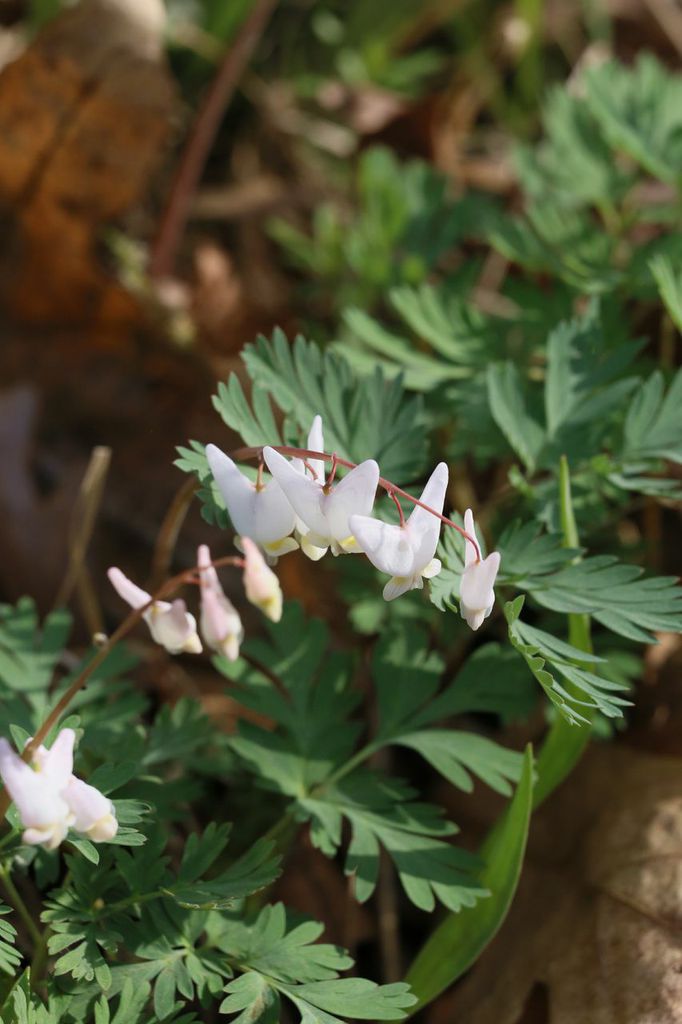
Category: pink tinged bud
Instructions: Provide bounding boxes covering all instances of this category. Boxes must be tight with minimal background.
[108,567,202,655]
[459,509,501,631]
[241,536,283,622]
[197,545,243,660]
[64,778,118,842]
[0,737,73,850]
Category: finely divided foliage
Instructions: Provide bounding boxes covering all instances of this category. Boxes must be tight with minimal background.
[1,54,682,1024]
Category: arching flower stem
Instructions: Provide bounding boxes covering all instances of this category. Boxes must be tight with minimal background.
[0,555,243,822]
[231,445,482,561]
[387,489,406,528]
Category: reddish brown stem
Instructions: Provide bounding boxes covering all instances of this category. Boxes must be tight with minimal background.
[149,0,278,279]
[388,490,406,528]
[0,556,242,821]
[231,444,482,561]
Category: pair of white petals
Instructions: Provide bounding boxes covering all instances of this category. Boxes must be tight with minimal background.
[460,509,501,631]
[209,416,381,561]
[0,729,117,851]
[207,416,378,562]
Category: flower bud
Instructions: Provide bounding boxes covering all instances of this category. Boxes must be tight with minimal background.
[198,545,243,660]
[108,567,202,655]
[241,536,283,622]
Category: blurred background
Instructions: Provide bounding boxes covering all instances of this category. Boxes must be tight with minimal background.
[0,0,679,624]
[0,3,681,1018]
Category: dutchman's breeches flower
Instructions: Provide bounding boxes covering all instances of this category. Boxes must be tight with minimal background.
[263,446,380,557]
[206,444,299,562]
[293,414,328,561]
[198,544,243,660]
[108,567,202,654]
[0,729,118,850]
[241,536,283,622]
[350,463,448,601]
[459,508,501,630]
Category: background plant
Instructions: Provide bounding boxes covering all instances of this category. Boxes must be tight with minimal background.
[0,2,680,1022]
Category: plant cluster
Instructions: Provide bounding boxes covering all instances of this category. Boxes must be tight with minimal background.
[0,51,681,1024]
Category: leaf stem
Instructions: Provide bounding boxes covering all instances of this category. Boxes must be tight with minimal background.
[532,455,593,807]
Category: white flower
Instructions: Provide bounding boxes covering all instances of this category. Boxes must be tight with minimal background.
[108,567,202,654]
[241,536,283,622]
[0,729,118,850]
[206,444,299,562]
[294,415,329,561]
[263,446,379,557]
[349,462,448,600]
[63,778,118,842]
[198,544,243,660]
[459,509,501,631]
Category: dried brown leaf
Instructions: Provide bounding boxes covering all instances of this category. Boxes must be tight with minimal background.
[431,745,682,1024]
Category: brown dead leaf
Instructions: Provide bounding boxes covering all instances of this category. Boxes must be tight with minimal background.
[430,744,682,1024]
[0,0,174,324]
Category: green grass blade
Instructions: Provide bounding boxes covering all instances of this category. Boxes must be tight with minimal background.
[404,745,534,1011]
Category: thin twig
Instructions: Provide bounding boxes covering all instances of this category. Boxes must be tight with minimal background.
[149,0,278,279]
[149,476,199,589]
[230,444,482,561]
[53,447,111,610]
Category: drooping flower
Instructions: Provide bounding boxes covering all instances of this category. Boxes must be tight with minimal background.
[459,509,501,631]
[241,536,283,622]
[206,444,299,562]
[294,414,329,561]
[108,568,202,654]
[197,544,243,660]
[63,778,119,842]
[263,446,380,557]
[0,729,118,850]
[349,462,448,600]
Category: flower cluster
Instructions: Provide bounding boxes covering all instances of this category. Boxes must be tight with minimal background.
[108,539,282,660]
[208,414,501,625]
[0,729,117,850]
[105,413,500,667]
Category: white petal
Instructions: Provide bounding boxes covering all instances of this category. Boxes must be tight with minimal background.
[382,576,418,601]
[251,478,298,544]
[463,508,479,568]
[40,730,75,790]
[325,460,379,543]
[421,558,442,580]
[462,606,487,631]
[148,600,202,654]
[263,447,328,538]
[350,515,417,577]
[406,463,448,569]
[108,567,151,610]
[461,552,501,608]
[299,532,328,561]
[197,543,220,591]
[200,586,243,659]
[207,444,296,544]
[262,536,300,560]
[242,537,283,622]
[205,444,255,533]
[307,414,326,483]
[65,777,117,842]
[0,739,72,836]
